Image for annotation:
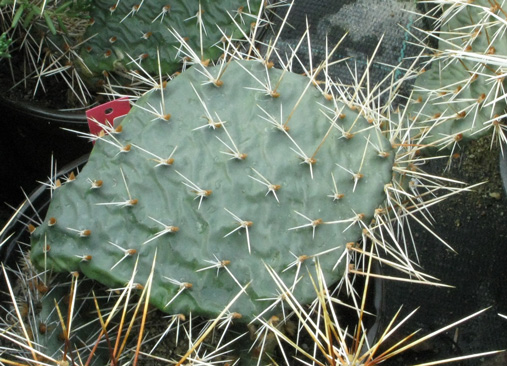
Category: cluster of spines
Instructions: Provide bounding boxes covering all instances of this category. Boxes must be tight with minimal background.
[406,0,507,155]
[1,1,94,106]
[0,248,254,365]
[79,0,270,88]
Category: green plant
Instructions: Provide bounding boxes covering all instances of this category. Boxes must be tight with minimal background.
[407,0,507,155]
[0,1,276,106]
[31,0,504,329]
[1,0,92,33]
[0,163,248,366]
[76,0,268,88]
[30,54,396,322]
[0,31,12,58]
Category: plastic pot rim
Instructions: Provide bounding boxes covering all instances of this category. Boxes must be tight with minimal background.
[0,93,88,125]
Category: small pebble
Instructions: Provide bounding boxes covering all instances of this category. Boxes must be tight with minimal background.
[489,192,501,200]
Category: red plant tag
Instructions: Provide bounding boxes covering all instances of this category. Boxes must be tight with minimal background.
[86,97,131,136]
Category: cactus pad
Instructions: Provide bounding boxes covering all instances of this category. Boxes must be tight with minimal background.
[408,0,507,149]
[30,60,394,321]
[79,0,263,81]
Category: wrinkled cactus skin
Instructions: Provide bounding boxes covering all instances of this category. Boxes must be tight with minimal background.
[31,59,394,321]
[408,0,507,149]
[79,1,262,79]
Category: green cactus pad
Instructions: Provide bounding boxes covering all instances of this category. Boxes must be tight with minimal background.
[408,0,507,150]
[79,0,262,81]
[14,270,111,363]
[31,60,394,321]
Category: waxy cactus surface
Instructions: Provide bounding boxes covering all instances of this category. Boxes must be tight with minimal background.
[30,59,394,321]
[408,0,507,150]
[80,0,263,80]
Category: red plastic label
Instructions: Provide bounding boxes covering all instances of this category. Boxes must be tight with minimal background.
[86,97,131,136]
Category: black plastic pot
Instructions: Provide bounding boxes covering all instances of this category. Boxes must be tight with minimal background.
[0,154,89,270]
[0,94,92,208]
[500,149,507,195]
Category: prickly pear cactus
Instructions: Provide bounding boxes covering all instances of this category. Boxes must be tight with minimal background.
[30,59,394,321]
[79,0,263,81]
[408,0,507,150]
[10,261,111,364]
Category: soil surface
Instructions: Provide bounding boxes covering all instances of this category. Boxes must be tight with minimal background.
[381,136,507,365]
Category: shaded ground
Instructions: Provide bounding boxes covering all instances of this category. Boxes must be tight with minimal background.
[381,137,507,365]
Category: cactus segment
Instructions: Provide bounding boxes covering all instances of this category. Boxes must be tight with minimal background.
[30,59,394,321]
[408,0,507,150]
[13,270,111,363]
[79,1,262,80]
